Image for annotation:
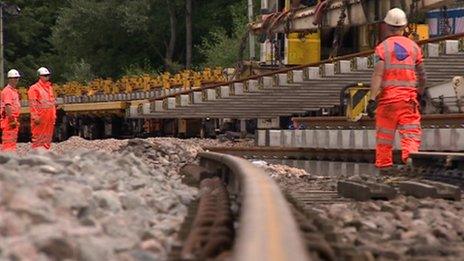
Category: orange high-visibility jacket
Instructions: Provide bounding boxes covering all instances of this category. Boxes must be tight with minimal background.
[375,35,423,104]
[1,85,21,120]
[28,80,56,121]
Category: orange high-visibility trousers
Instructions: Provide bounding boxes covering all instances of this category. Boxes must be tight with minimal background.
[375,100,421,168]
[1,119,19,151]
[31,111,55,149]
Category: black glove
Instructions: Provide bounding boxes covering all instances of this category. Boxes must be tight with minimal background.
[366,99,377,118]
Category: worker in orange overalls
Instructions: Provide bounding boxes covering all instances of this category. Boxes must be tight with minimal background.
[366,8,427,172]
[1,69,22,151]
[28,67,56,149]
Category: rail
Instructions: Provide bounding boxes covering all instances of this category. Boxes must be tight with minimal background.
[197,152,309,261]
[292,113,464,127]
[150,32,464,102]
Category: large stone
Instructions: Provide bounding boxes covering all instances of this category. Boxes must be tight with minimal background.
[120,194,145,210]
[8,189,56,223]
[93,191,122,212]
[77,237,115,261]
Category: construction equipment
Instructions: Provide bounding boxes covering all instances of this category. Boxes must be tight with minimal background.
[252,0,454,34]
[253,0,453,65]
[341,76,464,121]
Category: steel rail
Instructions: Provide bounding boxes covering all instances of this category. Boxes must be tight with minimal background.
[204,146,403,163]
[292,113,464,128]
[198,152,309,261]
[150,32,464,102]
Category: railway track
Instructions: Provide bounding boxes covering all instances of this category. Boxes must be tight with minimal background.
[173,149,463,260]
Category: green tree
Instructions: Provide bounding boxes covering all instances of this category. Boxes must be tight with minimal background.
[4,0,67,86]
[196,0,249,68]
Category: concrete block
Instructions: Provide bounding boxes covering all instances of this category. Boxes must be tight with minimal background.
[365,129,376,149]
[257,130,267,146]
[293,70,304,83]
[314,130,330,149]
[355,57,368,70]
[450,128,460,151]
[248,80,259,92]
[293,130,304,147]
[328,130,338,149]
[338,181,397,201]
[420,180,461,201]
[234,83,244,95]
[337,181,371,201]
[193,91,203,103]
[338,60,351,73]
[166,97,176,109]
[427,43,439,57]
[352,130,364,149]
[456,128,464,151]
[420,128,432,150]
[340,130,351,149]
[302,130,312,148]
[219,85,230,98]
[262,76,274,88]
[142,102,151,114]
[269,130,282,147]
[180,94,190,106]
[445,40,459,54]
[433,128,452,151]
[277,73,288,86]
[205,89,216,101]
[282,130,293,147]
[154,100,164,111]
[398,181,438,199]
[306,67,320,79]
[322,63,335,76]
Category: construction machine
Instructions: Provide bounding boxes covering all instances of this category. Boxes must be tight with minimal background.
[249,0,454,68]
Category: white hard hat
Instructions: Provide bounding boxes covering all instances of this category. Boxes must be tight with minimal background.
[384,8,408,27]
[37,67,51,76]
[7,69,20,78]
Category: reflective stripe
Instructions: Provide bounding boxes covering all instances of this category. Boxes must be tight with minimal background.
[398,124,421,130]
[381,80,417,88]
[377,137,394,145]
[377,127,395,135]
[384,64,416,70]
[400,133,421,139]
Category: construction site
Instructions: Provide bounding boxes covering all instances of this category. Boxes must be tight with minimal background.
[2,0,464,260]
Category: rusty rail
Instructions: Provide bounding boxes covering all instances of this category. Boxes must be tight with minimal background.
[198,152,309,261]
[150,32,464,102]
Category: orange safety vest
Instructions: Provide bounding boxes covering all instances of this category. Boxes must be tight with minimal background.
[0,85,21,119]
[375,35,423,104]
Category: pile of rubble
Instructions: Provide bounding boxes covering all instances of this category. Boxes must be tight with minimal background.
[1,139,198,260]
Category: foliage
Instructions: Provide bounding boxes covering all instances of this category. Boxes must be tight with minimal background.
[196,0,249,68]
[4,0,256,85]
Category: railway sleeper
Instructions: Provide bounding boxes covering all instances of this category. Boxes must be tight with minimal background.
[337,179,461,201]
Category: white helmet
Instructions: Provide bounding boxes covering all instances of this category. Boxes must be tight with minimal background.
[384,8,408,27]
[7,69,20,78]
[37,67,51,76]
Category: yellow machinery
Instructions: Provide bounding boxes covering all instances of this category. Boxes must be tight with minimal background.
[341,83,371,121]
[285,32,321,65]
